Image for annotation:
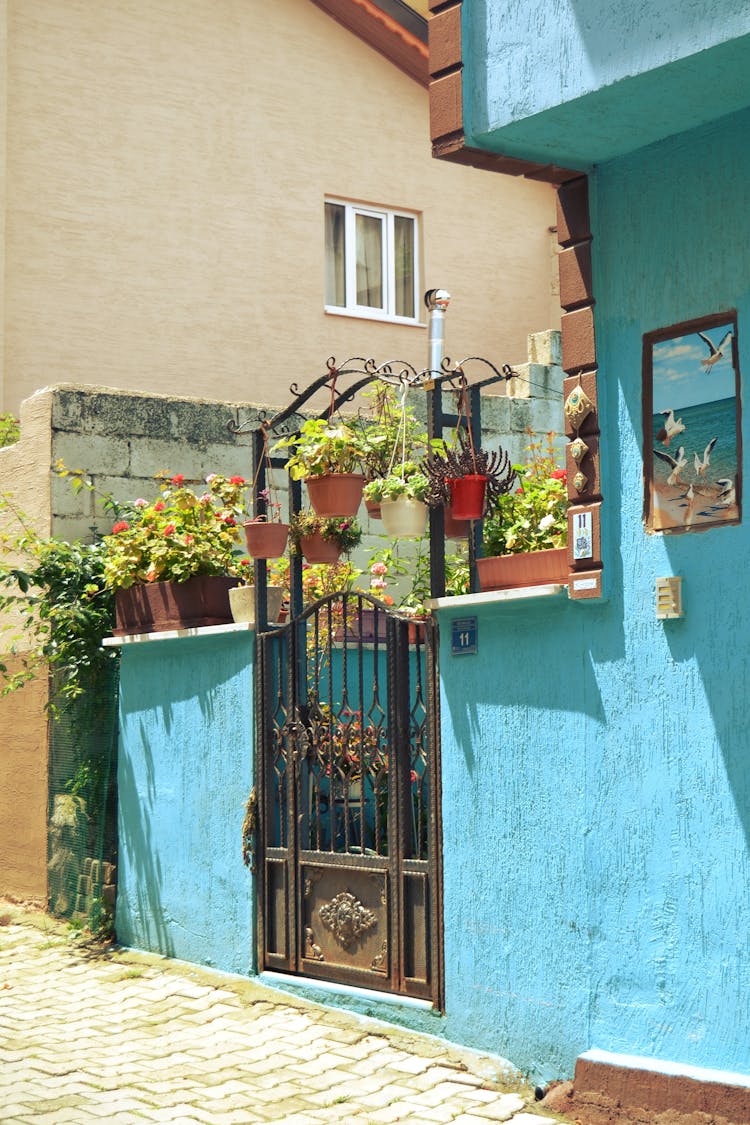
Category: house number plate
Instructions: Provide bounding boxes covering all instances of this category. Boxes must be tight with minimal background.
[451,617,477,655]
[573,511,593,561]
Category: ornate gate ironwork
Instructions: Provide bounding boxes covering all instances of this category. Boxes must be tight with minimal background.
[256,591,443,1004]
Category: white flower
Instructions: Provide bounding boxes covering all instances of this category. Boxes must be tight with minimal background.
[539,514,555,531]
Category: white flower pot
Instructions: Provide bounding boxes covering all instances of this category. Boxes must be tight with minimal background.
[229,585,284,625]
[380,497,429,538]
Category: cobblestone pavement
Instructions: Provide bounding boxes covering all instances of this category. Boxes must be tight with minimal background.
[0,906,569,1124]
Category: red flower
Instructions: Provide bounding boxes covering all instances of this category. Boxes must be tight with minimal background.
[171,474,185,486]
[184,534,194,545]
[111,520,129,534]
[163,523,176,536]
[224,515,236,527]
[154,500,165,512]
[229,475,246,486]
[550,469,567,482]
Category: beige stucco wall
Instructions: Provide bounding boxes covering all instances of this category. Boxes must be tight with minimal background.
[1,0,558,416]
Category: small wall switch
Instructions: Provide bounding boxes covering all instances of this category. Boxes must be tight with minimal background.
[656,576,682,619]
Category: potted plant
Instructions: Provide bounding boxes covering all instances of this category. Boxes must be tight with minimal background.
[101,472,249,634]
[478,433,569,592]
[228,561,285,626]
[366,461,430,538]
[243,487,289,559]
[274,417,365,517]
[288,509,362,565]
[425,431,516,520]
[357,383,430,519]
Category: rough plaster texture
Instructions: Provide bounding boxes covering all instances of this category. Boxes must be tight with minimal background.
[116,629,254,974]
[434,104,750,1084]
[0,0,557,416]
[463,1,750,166]
[0,663,48,900]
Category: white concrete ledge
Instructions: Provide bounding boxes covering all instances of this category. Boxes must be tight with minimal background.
[426,583,568,611]
[103,621,257,647]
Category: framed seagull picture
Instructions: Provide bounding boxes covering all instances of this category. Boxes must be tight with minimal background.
[643,311,742,533]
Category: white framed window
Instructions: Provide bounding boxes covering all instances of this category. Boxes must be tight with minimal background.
[325,198,420,325]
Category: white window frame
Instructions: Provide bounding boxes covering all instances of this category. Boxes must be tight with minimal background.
[325,198,421,326]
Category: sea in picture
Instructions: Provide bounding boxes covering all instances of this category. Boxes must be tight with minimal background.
[650,396,739,530]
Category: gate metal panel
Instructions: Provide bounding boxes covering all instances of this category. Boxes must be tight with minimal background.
[256,593,441,1005]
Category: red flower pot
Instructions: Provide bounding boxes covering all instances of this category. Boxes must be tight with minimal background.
[448,475,487,520]
[306,473,364,517]
[476,547,568,592]
[243,519,289,559]
[299,531,342,565]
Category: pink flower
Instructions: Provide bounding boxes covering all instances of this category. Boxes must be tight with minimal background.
[184,534,194,545]
[171,474,185,486]
[370,562,387,576]
[199,493,212,504]
[111,520,129,534]
[134,498,147,508]
[205,474,216,484]
[163,523,176,536]
[154,500,165,512]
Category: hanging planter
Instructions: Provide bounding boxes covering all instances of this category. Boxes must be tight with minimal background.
[448,474,488,520]
[288,510,363,566]
[381,497,429,538]
[299,531,342,565]
[443,504,469,539]
[243,518,289,559]
[306,472,364,518]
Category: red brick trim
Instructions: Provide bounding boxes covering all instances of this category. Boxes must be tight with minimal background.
[556,175,602,597]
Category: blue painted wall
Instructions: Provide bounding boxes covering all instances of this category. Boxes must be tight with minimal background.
[436,105,750,1082]
[116,629,255,974]
[462,2,750,166]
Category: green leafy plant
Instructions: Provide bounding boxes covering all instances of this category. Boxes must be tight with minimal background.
[273,417,365,480]
[100,472,249,590]
[288,510,362,555]
[363,460,429,504]
[482,432,568,556]
[0,499,117,709]
[0,414,20,448]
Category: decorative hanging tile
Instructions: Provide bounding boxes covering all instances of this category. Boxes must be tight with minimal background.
[569,437,590,465]
[564,384,595,431]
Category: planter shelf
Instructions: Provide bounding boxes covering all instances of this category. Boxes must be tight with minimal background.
[113,575,238,636]
[476,547,568,592]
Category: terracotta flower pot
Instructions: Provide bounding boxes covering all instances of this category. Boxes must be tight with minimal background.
[243,519,289,559]
[228,585,284,625]
[448,475,487,520]
[299,531,342,565]
[443,504,469,539]
[306,473,364,517]
[113,575,238,636]
[364,496,382,520]
[476,547,568,592]
[380,497,428,538]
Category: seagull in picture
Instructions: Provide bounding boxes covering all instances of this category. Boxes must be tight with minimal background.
[654,446,688,487]
[716,477,736,507]
[693,436,717,477]
[697,329,733,372]
[655,408,685,447]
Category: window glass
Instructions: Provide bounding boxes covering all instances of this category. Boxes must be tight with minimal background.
[325,202,345,307]
[394,215,415,319]
[355,212,383,309]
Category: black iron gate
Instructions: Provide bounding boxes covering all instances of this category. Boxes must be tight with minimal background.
[256,591,443,1005]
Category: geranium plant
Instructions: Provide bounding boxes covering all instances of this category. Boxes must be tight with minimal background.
[482,433,568,556]
[101,473,249,590]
